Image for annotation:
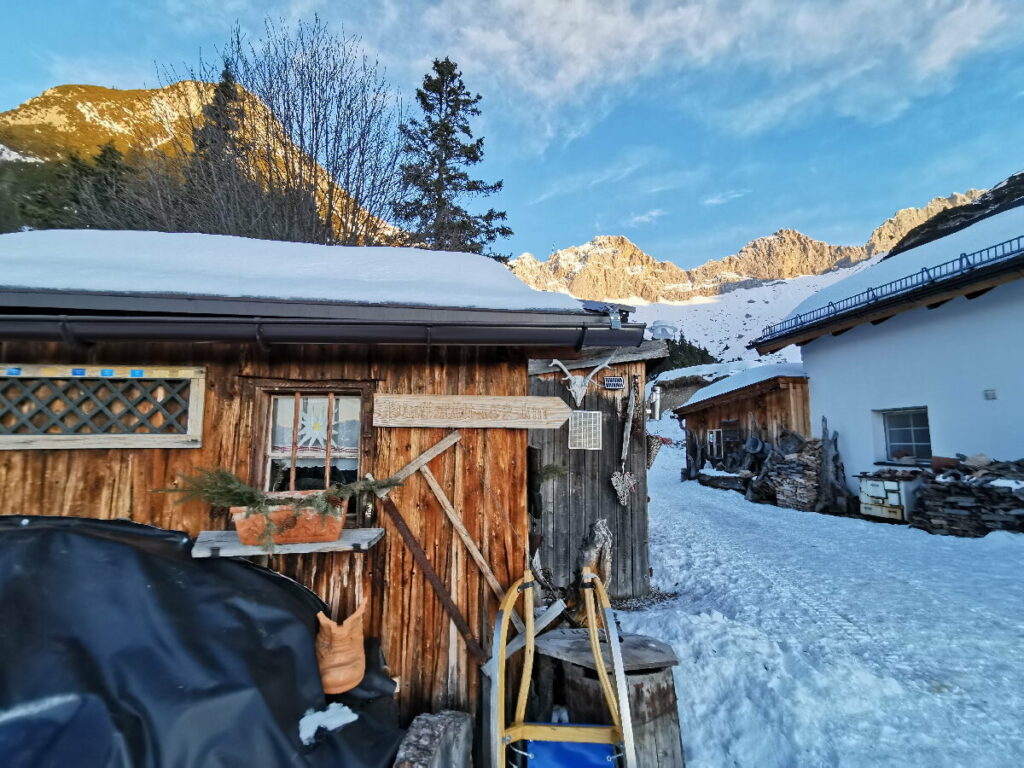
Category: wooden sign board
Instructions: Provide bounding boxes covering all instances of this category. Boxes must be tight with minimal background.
[373,395,571,430]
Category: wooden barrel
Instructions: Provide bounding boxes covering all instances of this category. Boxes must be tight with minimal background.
[535,629,685,767]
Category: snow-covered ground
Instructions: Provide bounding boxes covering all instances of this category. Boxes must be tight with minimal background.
[623,422,1024,767]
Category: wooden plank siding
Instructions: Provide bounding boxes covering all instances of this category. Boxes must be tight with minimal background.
[528,360,650,600]
[0,341,529,721]
[679,376,811,452]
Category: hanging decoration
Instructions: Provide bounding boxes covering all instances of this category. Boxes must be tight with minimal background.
[610,374,640,506]
[611,469,639,506]
[549,355,615,407]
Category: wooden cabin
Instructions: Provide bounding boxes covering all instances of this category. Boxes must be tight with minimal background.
[673,363,810,477]
[527,340,667,600]
[0,229,645,722]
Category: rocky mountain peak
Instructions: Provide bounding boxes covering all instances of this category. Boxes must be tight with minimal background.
[0,81,218,162]
[510,189,986,303]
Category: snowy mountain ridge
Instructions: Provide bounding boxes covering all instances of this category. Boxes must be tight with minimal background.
[511,189,982,306]
[632,254,885,363]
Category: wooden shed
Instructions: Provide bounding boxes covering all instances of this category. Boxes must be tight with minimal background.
[673,363,810,478]
[0,229,645,722]
[527,340,668,600]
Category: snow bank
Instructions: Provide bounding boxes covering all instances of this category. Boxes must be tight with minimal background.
[785,205,1024,322]
[622,441,1024,767]
[685,362,805,407]
[0,229,585,312]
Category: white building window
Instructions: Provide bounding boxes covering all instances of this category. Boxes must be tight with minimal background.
[882,408,931,462]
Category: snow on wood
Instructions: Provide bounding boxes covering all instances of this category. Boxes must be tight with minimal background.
[191,527,384,558]
[0,229,585,312]
[684,362,805,407]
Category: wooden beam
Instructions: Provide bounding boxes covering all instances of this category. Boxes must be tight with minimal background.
[419,464,526,633]
[373,395,570,430]
[380,496,489,665]
[374,431,462,496]
[965,286,994,300]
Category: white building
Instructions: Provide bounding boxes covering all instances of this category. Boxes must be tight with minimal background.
[753,201,1024,492]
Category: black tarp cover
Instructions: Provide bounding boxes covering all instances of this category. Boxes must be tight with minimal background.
[0,516,403,768]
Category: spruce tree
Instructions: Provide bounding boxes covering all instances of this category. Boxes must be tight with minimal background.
[392,57,512,259]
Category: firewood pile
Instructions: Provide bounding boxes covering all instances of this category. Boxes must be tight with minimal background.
[909,456,1024,537]
[762,440,823,511]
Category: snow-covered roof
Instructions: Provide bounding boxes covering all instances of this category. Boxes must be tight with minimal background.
[0,229,585,313]
[782,205,1024,323]
[652,360,765,386]
[682,362,805,408]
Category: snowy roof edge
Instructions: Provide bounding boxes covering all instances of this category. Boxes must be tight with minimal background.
[673,363,806,413]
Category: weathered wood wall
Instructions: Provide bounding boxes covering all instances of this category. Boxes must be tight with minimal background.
[0,341,528,721]
[682,377,811,450]
[528,360,650,600]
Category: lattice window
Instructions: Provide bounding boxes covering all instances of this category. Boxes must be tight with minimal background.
[568,410,602,450]
[0,365,205,449]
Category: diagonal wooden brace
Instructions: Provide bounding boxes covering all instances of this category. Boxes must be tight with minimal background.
[380,495,489,665]
[419,465,526,634]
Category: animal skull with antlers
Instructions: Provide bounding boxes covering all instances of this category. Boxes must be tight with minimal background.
[549,355,615,407]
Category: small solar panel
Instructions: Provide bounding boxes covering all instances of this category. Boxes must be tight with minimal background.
[568,411,602,450]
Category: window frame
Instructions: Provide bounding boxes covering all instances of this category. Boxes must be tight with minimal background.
[0,364,206,450]
[246,378,375,492]
[880,407,932,463]
[707,428,724,459]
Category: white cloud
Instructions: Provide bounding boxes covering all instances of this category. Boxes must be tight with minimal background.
[81,0,1020,147]
[357,0,1022,141]
[703,189,750,206]
[626,208,667,227]
[531,146,659,203]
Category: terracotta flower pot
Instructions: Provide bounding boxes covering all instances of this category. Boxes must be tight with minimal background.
[232,496,347,546]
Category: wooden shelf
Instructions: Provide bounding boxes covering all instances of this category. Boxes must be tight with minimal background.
[192,527,384,558]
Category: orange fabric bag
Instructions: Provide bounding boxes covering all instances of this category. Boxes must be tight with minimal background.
[315,601,366,694]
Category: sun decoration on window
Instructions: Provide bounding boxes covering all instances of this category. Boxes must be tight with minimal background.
[297,400,330,449]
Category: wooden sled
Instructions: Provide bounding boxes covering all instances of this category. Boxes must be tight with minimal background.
[487,567,637,768]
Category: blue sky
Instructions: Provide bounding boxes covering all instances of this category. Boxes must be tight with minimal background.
[3,1,1024,268]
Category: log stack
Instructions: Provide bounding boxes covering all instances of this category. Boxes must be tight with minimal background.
[764,440,822,511]
[909,459,1024,537]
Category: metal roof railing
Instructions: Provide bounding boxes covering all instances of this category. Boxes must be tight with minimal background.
[755,234,1024,342]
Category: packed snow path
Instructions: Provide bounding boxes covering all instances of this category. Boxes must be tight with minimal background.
[621,440,1024,768]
